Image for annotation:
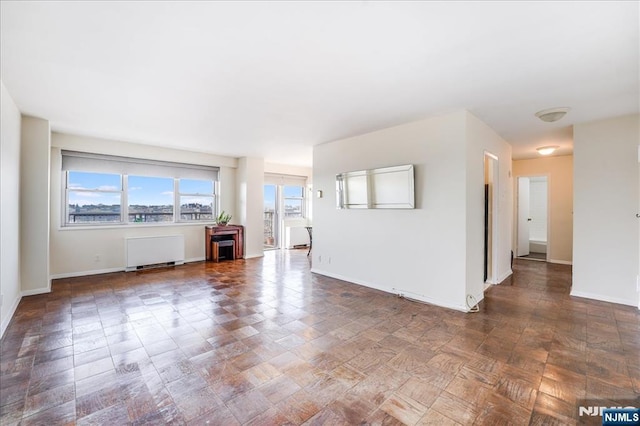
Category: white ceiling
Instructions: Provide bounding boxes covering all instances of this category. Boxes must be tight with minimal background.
[1,1,638,167]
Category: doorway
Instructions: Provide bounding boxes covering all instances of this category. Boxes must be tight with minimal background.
[264,184,278,249]
[263,181,308,251]
[516,175,549,261]
[484,152,499,285]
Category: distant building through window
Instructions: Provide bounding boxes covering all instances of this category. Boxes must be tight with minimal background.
[62,151,219,227]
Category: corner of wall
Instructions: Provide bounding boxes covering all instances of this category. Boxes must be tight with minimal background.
[20,116,52,295]
[0,294,22,339]
[236,157,265,258]
[1,82,23,339]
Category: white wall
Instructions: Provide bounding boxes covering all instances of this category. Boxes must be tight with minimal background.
[314,112,472,310]
[466,113,513,301]
[312,111,512,311]
[573,114,639,306]
[237,157,265,258]
[219,166,237,222]
[21,116,51,294]
[50,132,238,277]
[465,112,513,301]
[0,82,22,337]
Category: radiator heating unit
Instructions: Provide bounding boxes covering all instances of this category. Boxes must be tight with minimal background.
[125,235,185,271]
[285,226,311,249]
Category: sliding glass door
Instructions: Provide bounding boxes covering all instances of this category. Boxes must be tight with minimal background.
[263,176,307,251]
[264,184,278,249]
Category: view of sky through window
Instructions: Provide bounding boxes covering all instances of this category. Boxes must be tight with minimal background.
[67,171,121,207]
[128,175,173,206]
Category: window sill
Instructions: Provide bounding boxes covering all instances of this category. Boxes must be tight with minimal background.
[58,221,216,231]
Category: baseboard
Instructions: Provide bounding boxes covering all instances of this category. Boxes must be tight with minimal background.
[548,259,572,265]
[468,291,485,310]
[310,268,469,313]
[485,270,511,285]
[570,290,636,307]
[497,269,513,284]
[245,253,264,259]
[22,287,51,297]
[51,257,208,279]
[50,267,125,280]
[0,293,22,339]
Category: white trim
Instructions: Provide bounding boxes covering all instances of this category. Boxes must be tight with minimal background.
[483,151,500,286]
[21,288,51,297]
[59,221,215,231]
[0,294,22,339]
[548,259,573,265]
[469,291,485,310]
[570,290,637,307]
[514,173,551,260]
[50,267,124,280]
[497,269,513,284]
[310,268,469,312]
[50,258,206,280]
[245,253,265,259]
[484,151,498,161]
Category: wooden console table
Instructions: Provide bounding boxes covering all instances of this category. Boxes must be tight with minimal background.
[205,225,244,261]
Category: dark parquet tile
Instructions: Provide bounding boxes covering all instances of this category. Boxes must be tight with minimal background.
[1,252,638,425]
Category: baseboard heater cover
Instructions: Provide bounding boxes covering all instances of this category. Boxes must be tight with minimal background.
[285,226,311,249]
[125,235,185,272]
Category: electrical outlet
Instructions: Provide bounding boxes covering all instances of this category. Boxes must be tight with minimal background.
[94,254,100,262]
[318,255,322,263]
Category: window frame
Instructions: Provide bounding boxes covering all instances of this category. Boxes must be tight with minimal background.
[282,185,306,219]
[126,174,176,224]
[65,171,125,225]
[61,151,220,228]
[176,178,218,223]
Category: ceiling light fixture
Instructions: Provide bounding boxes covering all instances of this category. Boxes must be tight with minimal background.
[536,145,559,156]
[535,107,570,123]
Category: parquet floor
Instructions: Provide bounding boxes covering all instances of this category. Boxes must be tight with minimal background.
[1,250,638,425]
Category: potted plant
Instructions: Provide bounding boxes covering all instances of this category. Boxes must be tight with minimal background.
[216,211,232,226]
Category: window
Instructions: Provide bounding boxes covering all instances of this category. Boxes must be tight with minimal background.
[62,151,219,227]
[67,171,122,224]
[128,176,174,223]
[178,179,215,221]
[283,185,305,218]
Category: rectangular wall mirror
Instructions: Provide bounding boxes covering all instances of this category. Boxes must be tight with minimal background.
[336,164,415,209]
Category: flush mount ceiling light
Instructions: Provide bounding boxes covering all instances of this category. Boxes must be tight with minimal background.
[536,145,559,156]
[535,107,570,123]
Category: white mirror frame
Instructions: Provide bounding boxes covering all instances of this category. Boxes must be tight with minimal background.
[336,164,415,209]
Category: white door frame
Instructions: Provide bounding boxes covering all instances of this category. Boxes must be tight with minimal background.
[515,173,550,261]
[517,177,531,257]
[484,151,499,284]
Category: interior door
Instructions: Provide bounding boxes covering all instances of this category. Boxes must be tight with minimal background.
[517,177,530,257]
